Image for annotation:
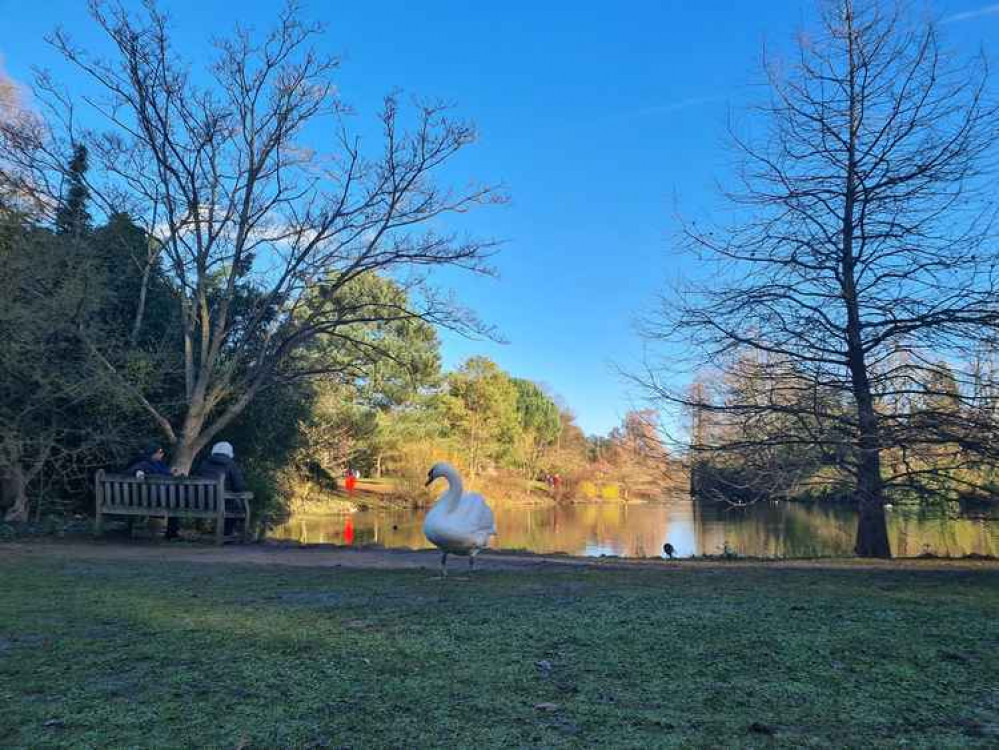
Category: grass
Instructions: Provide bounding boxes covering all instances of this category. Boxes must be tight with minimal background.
[1,552,998,748]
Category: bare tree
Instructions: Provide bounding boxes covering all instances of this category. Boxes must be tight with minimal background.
[639,0,999,557]
[0,68,18,119]
[1,2,503,472]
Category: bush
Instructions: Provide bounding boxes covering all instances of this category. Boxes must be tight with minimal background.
[600,483,621,500]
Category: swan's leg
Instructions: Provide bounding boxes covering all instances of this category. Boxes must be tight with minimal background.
[440,551,448,578]
[469,553,475,573]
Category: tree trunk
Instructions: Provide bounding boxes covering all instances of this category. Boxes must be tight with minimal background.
[2,464,29,523]
[170,439,199,476]
[841,11,890,559]
[844,303,890,557]
[855,472,890,556]
[170,415,207,476]
[853,394,891,556]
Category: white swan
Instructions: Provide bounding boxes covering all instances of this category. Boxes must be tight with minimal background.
[423,462,496,577]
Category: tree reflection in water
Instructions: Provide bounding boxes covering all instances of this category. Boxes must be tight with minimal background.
[272,495,999,558]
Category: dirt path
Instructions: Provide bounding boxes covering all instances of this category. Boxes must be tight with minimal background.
[2,539,997,573]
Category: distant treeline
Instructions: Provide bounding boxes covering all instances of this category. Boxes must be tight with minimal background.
[685,352,999,508]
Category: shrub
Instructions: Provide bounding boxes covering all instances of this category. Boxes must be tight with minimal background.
[600,483,621,500]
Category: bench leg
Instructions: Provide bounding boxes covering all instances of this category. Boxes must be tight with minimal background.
[242,501,251,543]
[94,471,103,538]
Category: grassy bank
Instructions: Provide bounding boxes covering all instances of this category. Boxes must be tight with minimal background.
[1,549,998,748]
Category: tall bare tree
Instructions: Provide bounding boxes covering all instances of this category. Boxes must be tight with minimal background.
[1,2,502,472]
[640,1,999,557]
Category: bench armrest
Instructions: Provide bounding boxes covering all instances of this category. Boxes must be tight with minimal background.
[225,492,253,522]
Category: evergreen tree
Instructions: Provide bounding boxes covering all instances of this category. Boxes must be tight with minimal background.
[54,144,91,238]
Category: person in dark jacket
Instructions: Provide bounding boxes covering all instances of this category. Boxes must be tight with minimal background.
[125,443,172,478]
[122,443,173,537]
[194,442,247,536]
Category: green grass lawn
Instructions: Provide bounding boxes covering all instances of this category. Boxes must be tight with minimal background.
[1,552,998,749]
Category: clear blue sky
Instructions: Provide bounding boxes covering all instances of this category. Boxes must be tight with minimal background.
[2,0,998,435]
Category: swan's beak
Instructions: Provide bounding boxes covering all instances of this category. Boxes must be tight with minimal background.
[425,474,435,487]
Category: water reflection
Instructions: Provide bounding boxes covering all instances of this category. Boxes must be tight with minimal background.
[270,495,999,559]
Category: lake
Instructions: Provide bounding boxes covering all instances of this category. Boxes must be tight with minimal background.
[270,494,999,558]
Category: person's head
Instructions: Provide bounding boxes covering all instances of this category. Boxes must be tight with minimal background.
[211,442,234,460]
[145,442,165,462]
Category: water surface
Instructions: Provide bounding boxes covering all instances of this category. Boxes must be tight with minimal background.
[270,495,998,558]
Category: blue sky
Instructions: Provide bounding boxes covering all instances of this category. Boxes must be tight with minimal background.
[3,0,999,435]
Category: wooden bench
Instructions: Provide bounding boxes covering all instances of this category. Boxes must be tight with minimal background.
[94,470,253,545]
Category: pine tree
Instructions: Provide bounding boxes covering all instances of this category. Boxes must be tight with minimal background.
[55,144,91,238]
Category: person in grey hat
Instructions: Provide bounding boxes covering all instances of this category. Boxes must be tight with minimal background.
[194,442,248,536]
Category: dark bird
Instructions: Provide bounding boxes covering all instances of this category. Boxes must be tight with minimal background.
[663,542,676,560]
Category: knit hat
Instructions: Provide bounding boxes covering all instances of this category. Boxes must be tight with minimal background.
[211,442,234,459]
[144,442,164,458]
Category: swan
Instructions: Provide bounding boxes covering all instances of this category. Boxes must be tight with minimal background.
[423,462,496,577]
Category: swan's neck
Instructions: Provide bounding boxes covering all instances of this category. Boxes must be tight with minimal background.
[440,467,464,510]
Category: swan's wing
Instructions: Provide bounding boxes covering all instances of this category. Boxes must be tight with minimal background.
[460,493,496,535]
